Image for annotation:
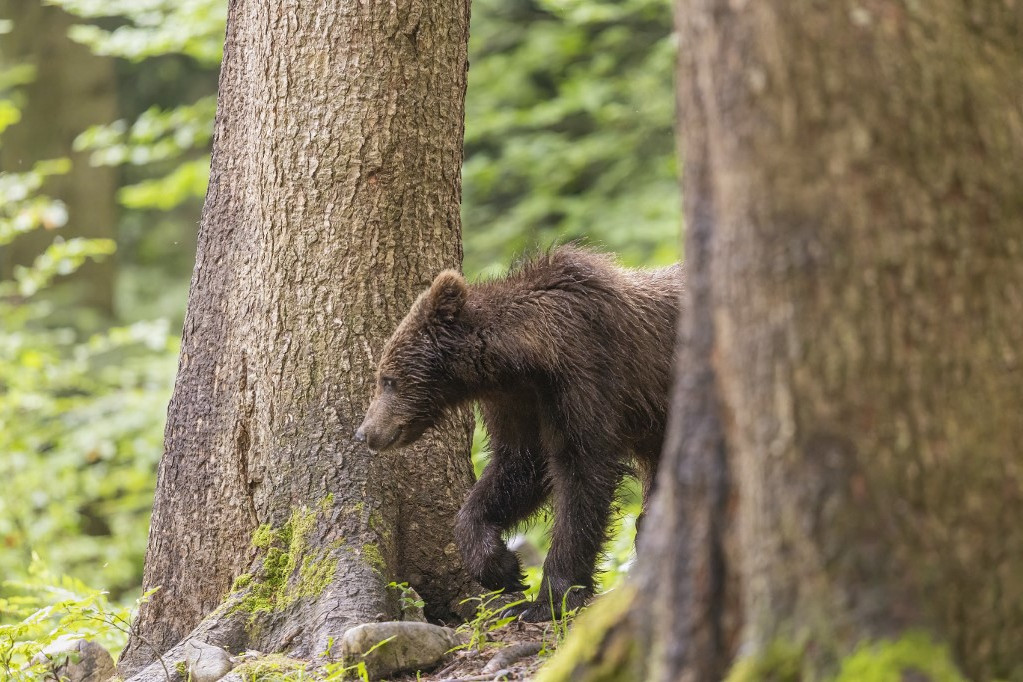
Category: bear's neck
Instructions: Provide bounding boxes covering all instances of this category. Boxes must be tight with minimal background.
[456,297,563,397]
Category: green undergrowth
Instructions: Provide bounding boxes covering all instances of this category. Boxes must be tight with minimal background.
[455,590,529,653]
[0,560,148,680]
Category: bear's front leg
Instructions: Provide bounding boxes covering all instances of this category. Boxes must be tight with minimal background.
[455,444,548,593]
[507,458,617,622]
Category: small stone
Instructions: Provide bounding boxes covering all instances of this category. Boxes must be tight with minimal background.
[32,637,115,682]
[340,621,462,680]
[184,640,235,682]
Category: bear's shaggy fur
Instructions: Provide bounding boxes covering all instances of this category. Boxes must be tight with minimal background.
[356,246,682,621]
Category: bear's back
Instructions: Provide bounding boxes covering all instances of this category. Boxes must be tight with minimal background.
[487,247,682,454]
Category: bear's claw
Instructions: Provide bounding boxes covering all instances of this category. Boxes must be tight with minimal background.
[502,585,590,622]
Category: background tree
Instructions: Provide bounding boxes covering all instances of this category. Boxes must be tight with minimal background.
[0,0,118,317]
[117,0,476,677]
[544,0,1023,680]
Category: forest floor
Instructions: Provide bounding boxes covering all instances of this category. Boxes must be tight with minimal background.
[395,619,560,681]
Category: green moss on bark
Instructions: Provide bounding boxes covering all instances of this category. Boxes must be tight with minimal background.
[231,573,253,591]
[361,542,386,573]
[724,632,965,682]
[230,654,308,680]
[724,641,804,682]
[833,633,965,682]
[230,503,338,617]
[251,523,276,549]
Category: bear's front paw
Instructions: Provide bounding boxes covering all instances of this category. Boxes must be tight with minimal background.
[473,546,526,593]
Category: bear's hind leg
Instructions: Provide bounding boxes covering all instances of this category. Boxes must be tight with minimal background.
[454,442,548,594]
[510,454,618,622]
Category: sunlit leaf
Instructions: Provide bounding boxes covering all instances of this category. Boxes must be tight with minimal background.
[118,157,210,210]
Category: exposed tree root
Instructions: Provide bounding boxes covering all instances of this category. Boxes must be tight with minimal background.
[124,595,249,682]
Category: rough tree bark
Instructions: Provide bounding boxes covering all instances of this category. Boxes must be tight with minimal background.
[543,1,1023,681]
[0,0,118,315]
[118,0,476,677]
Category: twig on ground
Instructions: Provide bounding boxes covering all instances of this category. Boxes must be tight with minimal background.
[481,642,542,674]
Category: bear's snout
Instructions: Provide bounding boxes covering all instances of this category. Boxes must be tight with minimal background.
[357,393,433,453]
[356,420,400,453]
[355,400,402,453]
[354,417,385,452]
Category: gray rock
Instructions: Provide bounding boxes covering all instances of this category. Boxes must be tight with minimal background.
[32,637,115,682]
[183,640,235,682]
[340,621,462,680]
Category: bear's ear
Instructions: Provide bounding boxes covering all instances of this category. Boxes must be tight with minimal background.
[427,270,467,323]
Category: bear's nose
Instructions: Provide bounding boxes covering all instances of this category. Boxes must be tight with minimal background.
[354,427,367,443]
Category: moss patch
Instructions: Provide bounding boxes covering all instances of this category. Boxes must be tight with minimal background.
[369,509,388,538]
[833,632,965,682]
[251,523,276,549]
[725,640,804,682]
[295,551,338,600]
[231,504,338,618]
[231,654,308,681]
[725,631,966,682]
[231,572,253,591]
[361,542,386,573]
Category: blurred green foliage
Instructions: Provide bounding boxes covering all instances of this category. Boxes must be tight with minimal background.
[463,0,679,275]
[47,0,224,65]
[1,0,678,609]
[0,559,137,676]
[0,58,176,598]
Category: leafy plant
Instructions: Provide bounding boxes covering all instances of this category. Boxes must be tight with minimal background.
[46,0,226,66]
[455,590,529,653]
[387,581,426,614]
[0,559,144,680]
[538,586,582,656]
[462,0,680,275]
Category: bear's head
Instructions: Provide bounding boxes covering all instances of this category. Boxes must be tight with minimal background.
[355,269,468,453]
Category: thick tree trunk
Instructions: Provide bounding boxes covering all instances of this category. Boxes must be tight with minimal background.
[680,2,1023,678]
[543,1,1023,681]
[118,0,475,677]
[0,0,118,315]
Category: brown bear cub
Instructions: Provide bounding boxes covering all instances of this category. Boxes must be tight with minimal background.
[356,246,681,621]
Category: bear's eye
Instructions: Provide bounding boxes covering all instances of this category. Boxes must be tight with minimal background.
[381,376,397,392]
